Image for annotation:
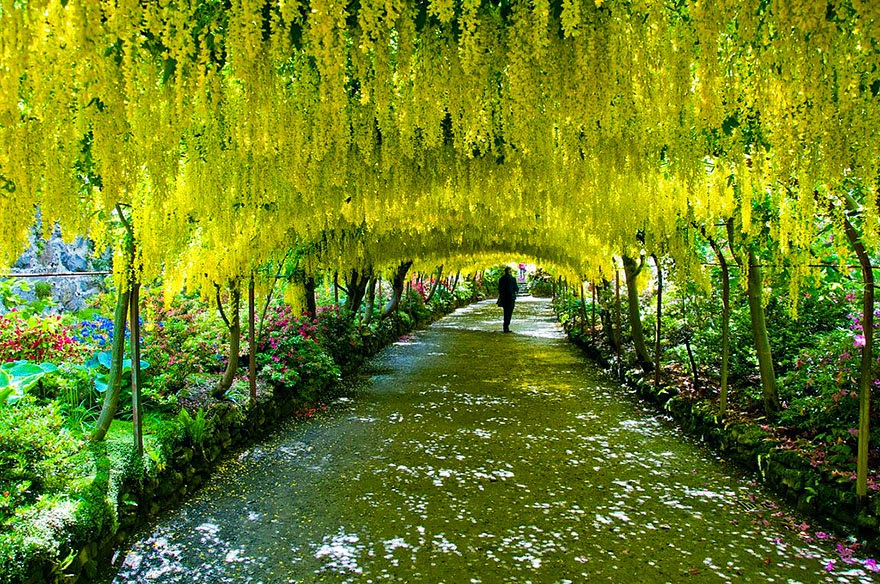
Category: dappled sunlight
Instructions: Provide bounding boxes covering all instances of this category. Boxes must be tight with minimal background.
[113,300,877,583]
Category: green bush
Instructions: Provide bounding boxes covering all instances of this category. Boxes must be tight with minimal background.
[527,268,554,297]
[258,305,341,400]
[0,398,79,522]
[140,289,226,395]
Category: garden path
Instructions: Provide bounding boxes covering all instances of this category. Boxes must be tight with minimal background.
[110,298,876,583]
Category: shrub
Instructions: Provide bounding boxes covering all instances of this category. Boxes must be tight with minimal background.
[0,313,86,364]
[527,268,554,297]
[313,305,366,374]
[258,305,341,399]
[0,398,79,522]
[140,290,226,395]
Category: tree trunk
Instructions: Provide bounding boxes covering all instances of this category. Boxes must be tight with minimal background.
[363,277,378,324]
[304,276,317,315]
[843,214,874,498]
[591,283,597,336]
[681,291,700,390]
[579,282,588,335]
[214,285,241,399]
[130,282,143,456]
[248,274,256,400]
[382,261,413,318]
[746,249,780,416]
[90,287,131,442]
[425,265,443,304]
[652,254,663,389]
[705,237,730,416]
[344,268,371,314]
[622,255,654,372]
[614,270,622,375]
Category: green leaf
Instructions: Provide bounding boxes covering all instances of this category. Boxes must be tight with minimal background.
[94,373,109,393]
[97,350,113,370]
[4,361,45,377]
[121,358,151,371]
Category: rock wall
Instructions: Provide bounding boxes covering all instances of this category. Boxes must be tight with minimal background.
[7,224,109,313]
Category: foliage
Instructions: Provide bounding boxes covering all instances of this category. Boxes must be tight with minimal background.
[0,313,86,363]
[528,268,554,297]
[258,304,341,400]
[140,289,227,395]
[0,398,79,522]
[312,305,366,375]
[0,360,58,405]
[0,280,55,318]
[400,289,433,327]
[72,315,117,350]
[178,407,210,446]
[778,324,879,449]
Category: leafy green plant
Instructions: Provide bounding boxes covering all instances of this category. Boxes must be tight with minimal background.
[85,350,150,393]
[527,268,554,297]
[0,397,79,520]
[0,361,58,405]
[0,312,85,363]
[178,407,210,447]
[258,305,341,399]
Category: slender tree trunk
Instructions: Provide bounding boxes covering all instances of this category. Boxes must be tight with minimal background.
[382,261,413,318]
[591,283,597,336]
[746,249,780,416]
[615,269,622,375]
[622,255,654,372]
[843,214,875,498]
[579,282,588,335]
[248,274,256,400]
[727,220,780,417]
[652,254,663,390]
[425,265,443,304]
[705,237,730,416]
[333,271,339,304]
[682,291,700,390]
[363,277,378,324]
[90,287,131,442]
[214,285,241,399]
[130,281,143,456]
[304,276,317,315]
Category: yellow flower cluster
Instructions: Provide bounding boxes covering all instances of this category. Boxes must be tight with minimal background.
[0,0,876,296]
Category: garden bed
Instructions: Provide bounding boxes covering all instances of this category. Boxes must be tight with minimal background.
[2,290,480,584]
[564,330,880,553]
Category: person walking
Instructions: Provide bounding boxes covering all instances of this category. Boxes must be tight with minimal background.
[497,266,519,333]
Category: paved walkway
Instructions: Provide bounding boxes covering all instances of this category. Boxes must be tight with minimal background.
[111,298,873,583]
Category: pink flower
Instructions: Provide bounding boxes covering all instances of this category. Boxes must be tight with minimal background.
[824,560,835,571]
[854,334,866,348]
[865,558,879,572]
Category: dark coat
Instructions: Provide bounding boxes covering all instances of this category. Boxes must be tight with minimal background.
[497,273,519,307]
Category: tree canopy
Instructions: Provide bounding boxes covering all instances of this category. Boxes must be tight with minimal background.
[0,0,878,286]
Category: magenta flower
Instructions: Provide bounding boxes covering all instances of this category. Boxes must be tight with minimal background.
[854,334,866,348]
[865,558,879,572]
[824,560,835,571]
